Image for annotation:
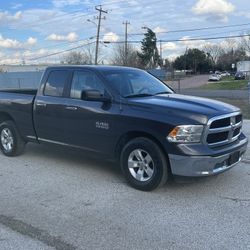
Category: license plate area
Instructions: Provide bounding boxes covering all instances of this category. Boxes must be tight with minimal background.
[228,152,240,165]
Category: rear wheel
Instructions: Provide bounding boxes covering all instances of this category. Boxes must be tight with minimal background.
[120,137,168,191]
[0,120,26,156]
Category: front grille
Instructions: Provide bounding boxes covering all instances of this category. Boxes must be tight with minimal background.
[205,113,242,147]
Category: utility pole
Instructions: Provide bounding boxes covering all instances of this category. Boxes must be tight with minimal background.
[94,5,107,65]
[159,40,162,59]
[123,21,130,66]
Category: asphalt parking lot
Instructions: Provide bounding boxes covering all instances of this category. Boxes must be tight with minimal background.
[0,122,250,250]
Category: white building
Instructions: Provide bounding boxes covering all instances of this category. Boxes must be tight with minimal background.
[0,64,49,72]
[237,61,250,73]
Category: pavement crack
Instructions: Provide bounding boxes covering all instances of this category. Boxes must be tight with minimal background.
[219,196,250,203]
[0,215,77,250]
[241,159,250,164]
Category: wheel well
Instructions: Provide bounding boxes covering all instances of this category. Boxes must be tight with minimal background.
[115,131,168,161]
[0,112,14,124]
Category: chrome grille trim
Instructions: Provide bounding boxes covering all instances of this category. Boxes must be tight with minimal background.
[204,112,242,148]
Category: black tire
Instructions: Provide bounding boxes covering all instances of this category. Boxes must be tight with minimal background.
[120,137,168,191]
[0,120,26,156]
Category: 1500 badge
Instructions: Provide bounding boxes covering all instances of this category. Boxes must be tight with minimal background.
[96,121,109,130]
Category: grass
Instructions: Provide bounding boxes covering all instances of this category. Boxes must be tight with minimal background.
[212,98,250,119]
[200,76,249,90]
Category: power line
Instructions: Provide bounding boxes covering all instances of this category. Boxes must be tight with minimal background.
[8,32,250,64]
[11,10,96,29]
[28,41,96,61]
[187,28,250,40]
[11,0,138,28]
[102,33,250,44]
[128,22,250,36]
[101,0,132,6]
[90,20,250,40]
[162,34,250,43]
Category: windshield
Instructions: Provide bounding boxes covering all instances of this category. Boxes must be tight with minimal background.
[103,69,173,97]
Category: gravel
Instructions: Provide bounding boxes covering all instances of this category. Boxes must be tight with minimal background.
[0,121,249,250]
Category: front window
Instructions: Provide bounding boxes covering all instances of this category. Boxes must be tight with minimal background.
[103,69,173,97]
[70,70,105,99]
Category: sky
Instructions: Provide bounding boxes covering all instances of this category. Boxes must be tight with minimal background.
[0,0,250,64]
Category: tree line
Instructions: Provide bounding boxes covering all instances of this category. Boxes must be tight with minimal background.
[63,29,250,73]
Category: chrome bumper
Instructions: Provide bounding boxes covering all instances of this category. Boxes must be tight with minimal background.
[169,143,247,177]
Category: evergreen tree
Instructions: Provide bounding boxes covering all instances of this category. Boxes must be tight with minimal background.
[137,29,160,68]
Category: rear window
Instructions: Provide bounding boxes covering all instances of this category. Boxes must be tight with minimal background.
[44,70,70,97]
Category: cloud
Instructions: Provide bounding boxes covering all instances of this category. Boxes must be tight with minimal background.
[162,42,177,51]
[192,0,235,22]
[0,48,58,64]
[11,3,23,10]
[192,0,235,15]
[46,32,78,42]
[0,11,22,24]
[235,11,250,19]
[179,36,207,49]
[0,34,37,49]
[0,34,22,49]
[153,26,167,34]
[103,32,119,42]
[27,37,37,45]
[52,0,82,8]
[5,8,96,36]
[167,53,180,62]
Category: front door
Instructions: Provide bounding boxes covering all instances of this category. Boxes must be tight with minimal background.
[63,70,119,154]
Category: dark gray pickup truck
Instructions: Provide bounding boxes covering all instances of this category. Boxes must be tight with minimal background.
[0,66,248,190]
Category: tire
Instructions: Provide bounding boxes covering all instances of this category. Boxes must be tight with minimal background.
[120,137,168,191]
[0,120,26,156]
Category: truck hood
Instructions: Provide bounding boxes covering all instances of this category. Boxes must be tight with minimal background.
[128,93,240,124]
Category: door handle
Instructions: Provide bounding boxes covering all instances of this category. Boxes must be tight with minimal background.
[65,106,78,111]
[36,102,47,107]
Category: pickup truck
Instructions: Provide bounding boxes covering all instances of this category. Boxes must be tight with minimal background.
[0,66,248,190]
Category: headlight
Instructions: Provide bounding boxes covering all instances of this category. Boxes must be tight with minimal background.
[167,125,204,143]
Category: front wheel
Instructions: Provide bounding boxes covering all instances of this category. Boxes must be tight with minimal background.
[120,137,168,191]
[0,120,26,156]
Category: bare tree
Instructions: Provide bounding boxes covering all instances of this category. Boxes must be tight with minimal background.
[84,45,95,64]
[202,44,223,67]
[111,44,140,67]
[241,33,250,54]
[62,46,96,65]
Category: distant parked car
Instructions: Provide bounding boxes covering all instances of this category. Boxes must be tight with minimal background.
[235,72,245,80]
[214,71,222,79]
[221,71,230,77]
[209,74,220,81]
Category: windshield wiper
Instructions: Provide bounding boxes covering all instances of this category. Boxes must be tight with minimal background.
[124,93,154,98]
[154,91,172,95]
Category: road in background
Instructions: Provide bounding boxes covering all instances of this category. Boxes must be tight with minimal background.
[0,122,249,250]
[167,74,210,90]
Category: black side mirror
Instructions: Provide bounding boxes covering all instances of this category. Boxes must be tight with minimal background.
[81,89,111,102]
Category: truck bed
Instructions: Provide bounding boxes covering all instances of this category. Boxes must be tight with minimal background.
[0,89,38,141]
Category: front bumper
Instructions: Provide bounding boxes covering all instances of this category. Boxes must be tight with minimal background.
[168,139,248,177]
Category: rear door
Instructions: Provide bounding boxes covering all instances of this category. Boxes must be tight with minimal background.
[34,69,71,143]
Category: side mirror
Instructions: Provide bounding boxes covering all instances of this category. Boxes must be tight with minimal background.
[81,89,111,102]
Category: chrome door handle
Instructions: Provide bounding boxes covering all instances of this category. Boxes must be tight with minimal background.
[36,103,47,107]
[65,106,78,111]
